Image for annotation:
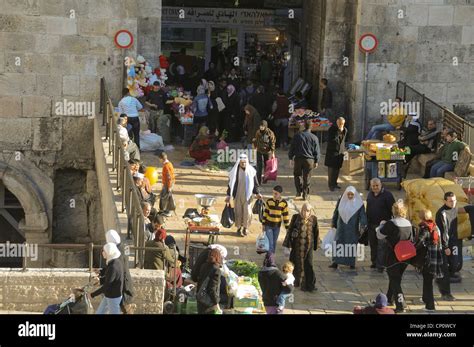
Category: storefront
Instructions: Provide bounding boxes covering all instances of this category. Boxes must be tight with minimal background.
[161,6,302,90]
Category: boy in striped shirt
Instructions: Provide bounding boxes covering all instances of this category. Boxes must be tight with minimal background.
[263,185,290,254]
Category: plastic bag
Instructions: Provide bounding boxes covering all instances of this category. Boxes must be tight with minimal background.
[220,203,235,229]
[159,190,176,211]
[322,228,336,251]
[252,199,264,223]
[256,232,270,254]
[263,157,278,183]
[283,247,291,257]
[140,132,165,152]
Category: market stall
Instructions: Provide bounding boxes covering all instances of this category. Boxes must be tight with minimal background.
[361,140,408,191]
[288,108,332,147]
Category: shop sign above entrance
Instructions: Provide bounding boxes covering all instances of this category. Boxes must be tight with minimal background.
[163,6,275,27]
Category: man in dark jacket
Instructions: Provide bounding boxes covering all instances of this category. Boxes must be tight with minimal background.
[258,253,291,314]
[435,192,461,301]
[250,85,271,120]
[366,178,395,272]
[325,117,348,191]
[320,78,333,122]
[288,119,321,200]
[253,120,276,185]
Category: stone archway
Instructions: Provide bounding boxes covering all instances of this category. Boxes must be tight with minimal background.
[0,161,50,243]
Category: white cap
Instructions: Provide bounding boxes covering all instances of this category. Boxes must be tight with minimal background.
[105,229,121,245]
[133,172,145,179]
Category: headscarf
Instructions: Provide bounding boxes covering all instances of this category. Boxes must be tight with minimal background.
[103,242,121,264]
[196,85,206,95]
[154,228,167,241]
[209,244,227,259]
[227,84,236,97]
[263,253,276,268]
[228,153,257,202]
[105,229,121,245]
[208,81,216,92]
[300,202,314,221]
[375,293,388,308]
[338,186,364,224]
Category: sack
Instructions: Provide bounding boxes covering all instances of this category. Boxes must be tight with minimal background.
[256,232,270,254]
[322,228,336,251]
[159,190,176,211]
[220,203,235,228]
[263,157,278,183]
[358,227,369,245]
[394,240,417,262]
[196,276,214,307]
[252,199,264,223]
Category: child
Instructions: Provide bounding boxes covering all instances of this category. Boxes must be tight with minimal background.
[277,261,295,313]
[262,185,290,254]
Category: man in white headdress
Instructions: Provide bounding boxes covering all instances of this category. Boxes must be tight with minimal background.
[225,153,262,237]
[329,186,367,269]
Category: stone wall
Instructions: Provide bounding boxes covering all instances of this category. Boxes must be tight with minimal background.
[304,0,474,140]
[0,268,165,314]
[0,0,149,248]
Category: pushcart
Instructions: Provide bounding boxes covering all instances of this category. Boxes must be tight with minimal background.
[364,157,404,191]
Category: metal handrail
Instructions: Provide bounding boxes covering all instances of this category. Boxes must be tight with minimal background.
[100,77,146,268]
[396,81,473,148]
[18,243,168,272]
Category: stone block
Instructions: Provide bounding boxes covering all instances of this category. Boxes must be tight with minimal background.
[454,6,474,25]
[4,52,24,73]
[419,26,462,43]
[428,6,454,26]
[0,118,32,149]
[0,96,21,117]
[24,53,51,74]
[405,5,429,26]
[79,75,100,99]
[462,27,474,45]
[34,34,61,54]
[78,18,108,36]
[88,36,110,55]
[0,14,21,31]
[425,63,471,83]
[0,52,4,73]
[22,95,52,118]
[0,0,39,15]
[62,75,80,96]
[46,17,77,35]
[0,32,35,51]
[36,74,62,97]
[59,36,90,55]
[32,117,62,151]
[39,0,66,16]
[447,83,474,104]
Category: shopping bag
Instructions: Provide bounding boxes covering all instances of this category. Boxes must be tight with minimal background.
[358,226,369,245]
[252,199,264,223]
[263,157,278,183]
[220,203,235,229]
[159,190,176,211]
[256,232,270,254]
[322,228,336,251]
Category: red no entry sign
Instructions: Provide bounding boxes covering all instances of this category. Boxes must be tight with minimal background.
[358,33,378,53]
[114,30,134,49]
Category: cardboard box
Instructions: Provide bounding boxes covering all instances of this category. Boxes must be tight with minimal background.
[376,147,391,161]
[342,151,365,176]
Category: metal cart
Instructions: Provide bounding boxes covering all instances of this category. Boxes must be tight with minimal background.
[364,156,404,191]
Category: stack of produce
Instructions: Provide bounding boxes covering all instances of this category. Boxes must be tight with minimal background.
[402,178,471,239]
[288,109,331,127]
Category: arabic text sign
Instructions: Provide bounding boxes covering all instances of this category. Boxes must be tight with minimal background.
[162,7,275,27]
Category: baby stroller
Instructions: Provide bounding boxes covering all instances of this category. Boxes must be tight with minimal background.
[44,282,94,315]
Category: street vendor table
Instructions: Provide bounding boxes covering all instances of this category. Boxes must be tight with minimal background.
[288,124,330,149]
[364,156,404,191]
[183,225,220,268]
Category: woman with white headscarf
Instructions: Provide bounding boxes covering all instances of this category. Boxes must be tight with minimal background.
[329,186,367,269]
[225,153,262,237]
[91,242,124,314]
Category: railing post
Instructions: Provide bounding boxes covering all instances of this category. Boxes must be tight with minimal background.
[22,242,27,271]
[403,82,407,102]
[421,94,426,125]
[89,242,94,273]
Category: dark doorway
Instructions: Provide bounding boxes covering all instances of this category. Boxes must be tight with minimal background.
[0,181,26,268]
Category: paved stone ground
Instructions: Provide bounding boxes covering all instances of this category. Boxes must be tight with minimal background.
[136,143,474,314]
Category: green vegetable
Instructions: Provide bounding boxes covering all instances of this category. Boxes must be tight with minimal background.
[228,260,261,291]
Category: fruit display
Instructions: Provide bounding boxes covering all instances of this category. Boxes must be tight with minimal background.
[402,178,471,239]
[288,108,332,128]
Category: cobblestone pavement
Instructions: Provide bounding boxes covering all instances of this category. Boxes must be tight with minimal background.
[140,144,474,314]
